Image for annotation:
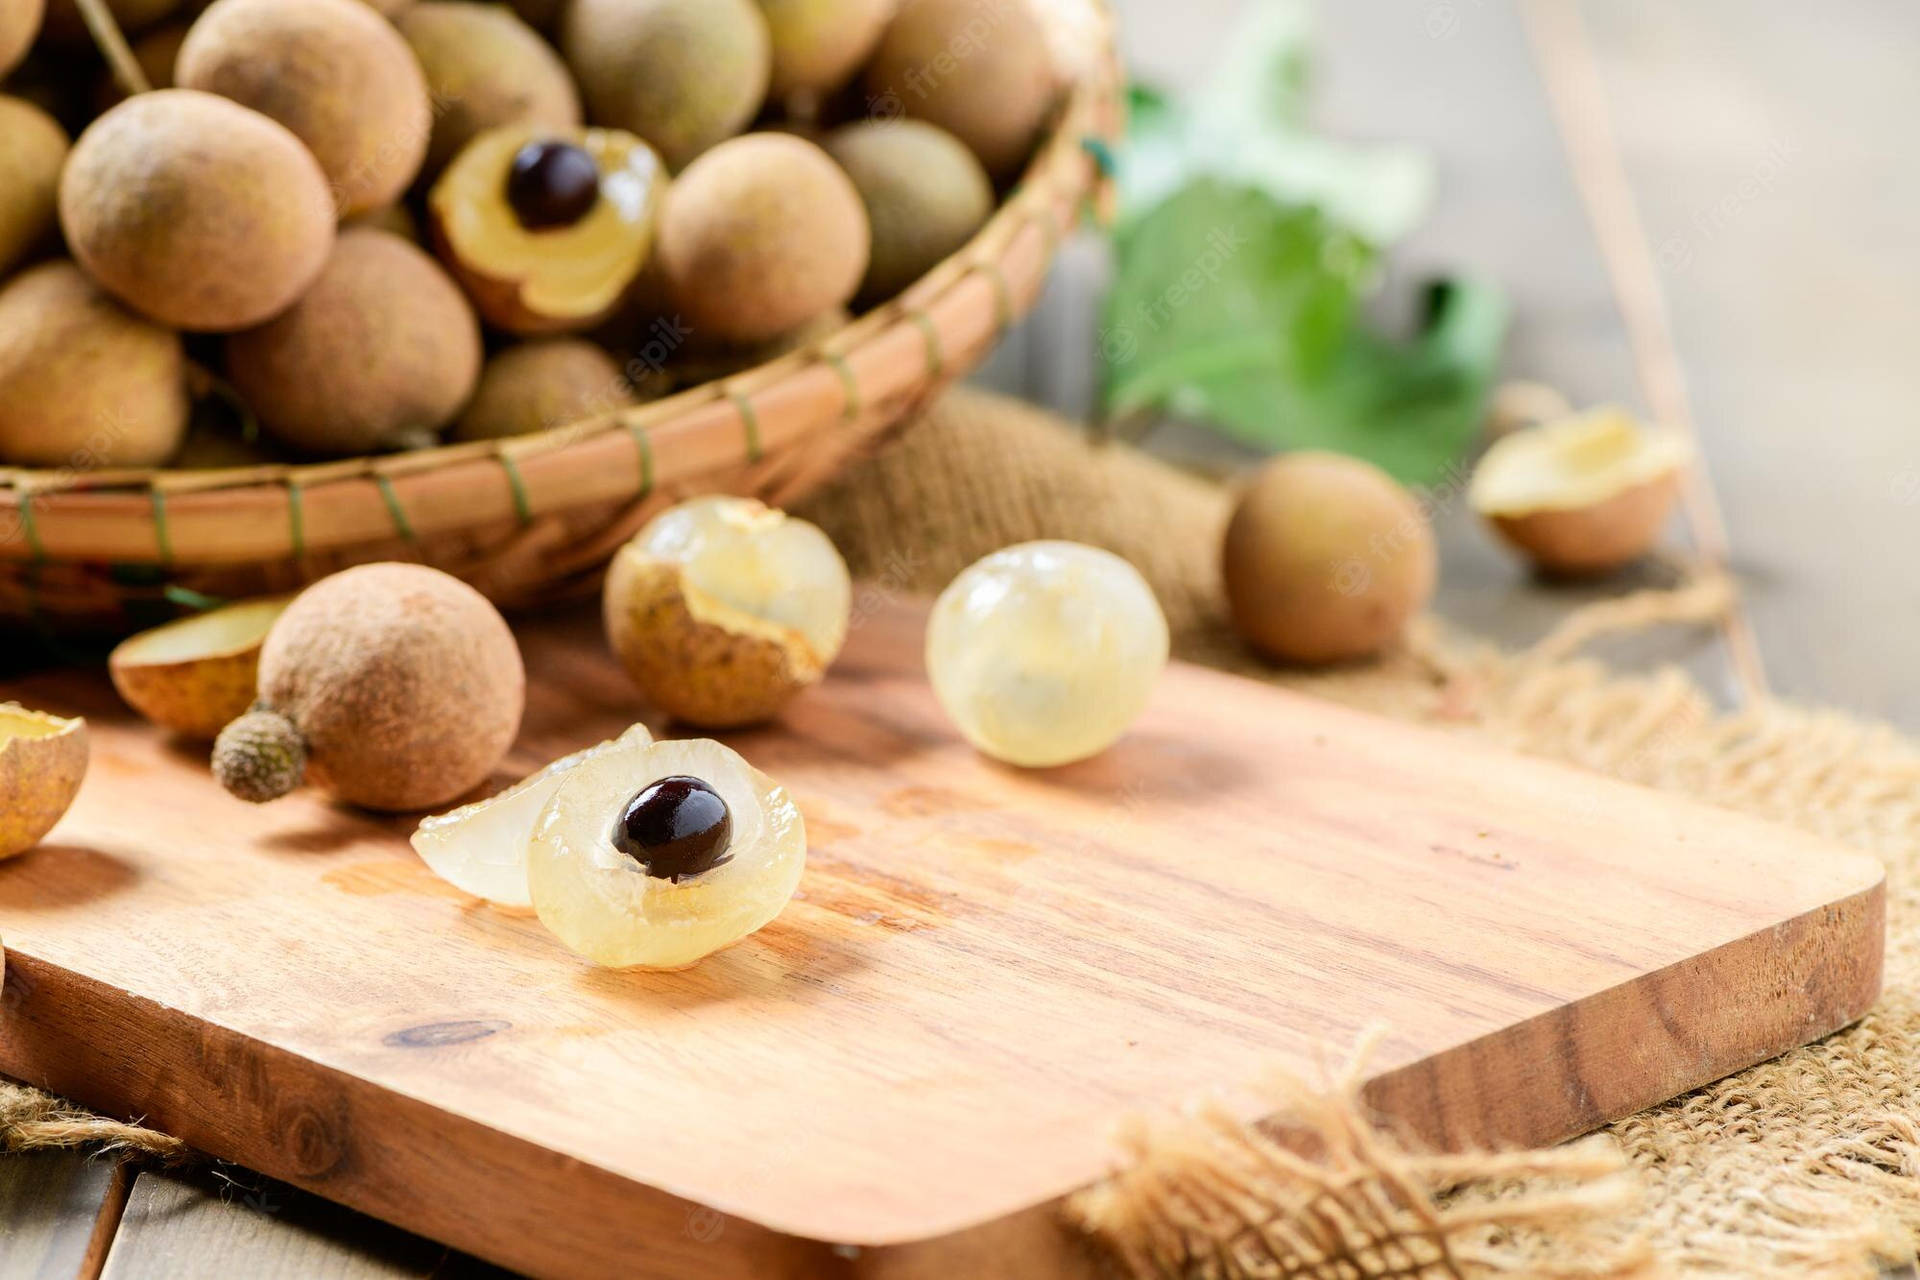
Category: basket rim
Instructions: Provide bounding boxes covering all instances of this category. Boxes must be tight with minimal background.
[0,6,1123,573]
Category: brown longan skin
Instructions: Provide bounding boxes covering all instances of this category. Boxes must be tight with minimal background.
[226,228,482,457]
[258,564,525,813]
[176,0,432,216]
[58,90,336,332]
[562,0,769,171]
[657,133,869,346]
[397,2,582,181]
[756,0,892,101]
[825,119,994,306]
[0,96,68,278]
[1222,452,1436,666]
[863,0,1059,181]
[0,261,189,468]
[0,0,42,76]
[455,340,633,442]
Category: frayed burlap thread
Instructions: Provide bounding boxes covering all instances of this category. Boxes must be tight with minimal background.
[797,387,1920,1279]
[0,1079,185,1160]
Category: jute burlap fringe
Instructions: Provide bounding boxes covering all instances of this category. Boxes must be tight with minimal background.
[0,1080,185,1161]
[4,388,1915,1278]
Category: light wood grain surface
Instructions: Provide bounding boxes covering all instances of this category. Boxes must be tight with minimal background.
[0,601,1881,1278]
[5,0,1917,1275]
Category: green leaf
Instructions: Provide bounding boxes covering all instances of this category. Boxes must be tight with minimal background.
[1102,182,1507,485]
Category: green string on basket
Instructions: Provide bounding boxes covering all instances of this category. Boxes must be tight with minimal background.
[148,489,173,565]
[373,473,416,542]
[496,453,534,526]
[911,312,946,380]
[285,479,306,559]
[823,352,861,425]
[727,390,764,463]
[627,423,654,497]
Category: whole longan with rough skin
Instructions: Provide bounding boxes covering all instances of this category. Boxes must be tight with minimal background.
[755,0,892,101]
[226,229,482,457]
[863,0,1057,180]
[455,340,633,442]
[176,0,432,216]
[398,3,582,181]
[0,0,43,76]
[59,90,336,332]
[562,0,770,171]
[657,133,869,346]
[0,261,189,469]
[825,119,993,305]
[0,96,67,278]
[216,563,526,812]
[1222,452,1436,666]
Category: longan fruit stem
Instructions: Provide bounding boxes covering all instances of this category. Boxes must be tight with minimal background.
[72,0,152,97]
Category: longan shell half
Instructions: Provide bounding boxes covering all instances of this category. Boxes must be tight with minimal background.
[59,90,336,332]
[258,563,525,813]
[176,0,432,216]
[604,548,826,728]
[227,228,482,456]
[1489,472,1681,576]
[0,705,88,860]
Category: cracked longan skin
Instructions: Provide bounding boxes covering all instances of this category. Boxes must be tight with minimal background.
[58,90,336,332]
[604,556,822,728]
[176,0,431,216]
[254,564,525,813]
[226,228,482,456]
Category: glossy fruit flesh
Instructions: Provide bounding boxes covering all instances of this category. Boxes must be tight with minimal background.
[412,723,652,907]
[615,775,732,882]
[927,541,1169,768]
[529,736,804,969]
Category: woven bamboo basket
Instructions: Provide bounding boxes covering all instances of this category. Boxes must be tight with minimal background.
[0,9,1122,642]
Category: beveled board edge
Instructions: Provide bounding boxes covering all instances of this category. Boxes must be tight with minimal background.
[0,868,1883,1280]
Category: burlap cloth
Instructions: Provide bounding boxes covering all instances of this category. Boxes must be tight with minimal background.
[5,388,1916,1278]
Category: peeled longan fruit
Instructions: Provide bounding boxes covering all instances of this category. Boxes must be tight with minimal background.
[455,340,633,441]
[227,228,482,457]
[1222,452,1436,666]
[0,261,189,468]
[0,97,68,278]
[864,0,1057,179]
[562,0,770,171]
[176,0,431,216]
[825,119,992,305]
[755,0,892,102]
[0,0,42,76]
[657,133,868,346]
[59,90,335,332]
[212,563,525,812]
[398,3,582,181]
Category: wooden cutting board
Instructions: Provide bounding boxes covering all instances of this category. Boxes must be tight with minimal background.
[0,601,1883,1280]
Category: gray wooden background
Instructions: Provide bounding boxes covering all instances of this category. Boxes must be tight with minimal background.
[4,0,1917,1274]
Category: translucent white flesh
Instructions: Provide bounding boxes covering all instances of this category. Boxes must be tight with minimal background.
[635,497,851,663]
[112,598,290,665]
[926,541,1169,768]
[1470,407,1691,515]
[528,736,806,969]
[411,724,653,907]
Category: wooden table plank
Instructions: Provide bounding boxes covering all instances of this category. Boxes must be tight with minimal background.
[100,1168,509,1280]
[0,1152,118,1280]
